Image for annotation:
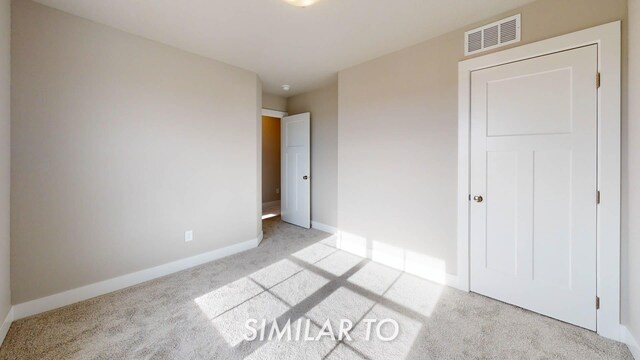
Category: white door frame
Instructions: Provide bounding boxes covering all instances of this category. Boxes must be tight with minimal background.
[457,21,621,340]
[260,109,288,221]
[262,109,288,119]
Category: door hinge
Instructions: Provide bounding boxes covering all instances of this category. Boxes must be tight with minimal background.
[596,72,601,88]
[596,296,600,310]
[596,190,601,205]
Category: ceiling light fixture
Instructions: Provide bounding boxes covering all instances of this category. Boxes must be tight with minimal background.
[283,0,319,7]
[282,85,291,91]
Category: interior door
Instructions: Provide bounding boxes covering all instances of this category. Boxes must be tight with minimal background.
[469,45,598,330]
[281,113,311,228]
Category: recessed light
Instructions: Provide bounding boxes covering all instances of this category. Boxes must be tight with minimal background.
[284,0,319,7]
[282,85,291,91]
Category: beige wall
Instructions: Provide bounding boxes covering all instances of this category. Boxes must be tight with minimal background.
[0,0,10,324]
[625,0,640,343]
[262,116,281,203]
[11,0,261,303]
[262,93,287,112]
[338,0,627,276]
[287,82,338,227]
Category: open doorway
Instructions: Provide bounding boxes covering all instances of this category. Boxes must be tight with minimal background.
[261,112,283,220]
[260,109,312,229]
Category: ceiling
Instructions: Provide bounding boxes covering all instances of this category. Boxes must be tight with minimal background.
[33,0,534,97]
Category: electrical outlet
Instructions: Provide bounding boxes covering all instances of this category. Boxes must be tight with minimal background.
[185,230,193,242]
[276,188,280,194]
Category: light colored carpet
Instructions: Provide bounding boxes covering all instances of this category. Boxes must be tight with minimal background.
[0,217,633,359]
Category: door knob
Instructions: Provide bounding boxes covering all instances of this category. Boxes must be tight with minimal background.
[303,176,308,180]
[473,195,483,203]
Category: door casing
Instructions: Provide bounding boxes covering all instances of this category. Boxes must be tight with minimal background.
[457,21,621,340]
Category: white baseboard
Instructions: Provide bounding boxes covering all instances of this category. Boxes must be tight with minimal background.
[0,306,13,346]
[262,200,281,209]
[622,325,640,359]
[13,234,263,320]
[256,231,264,246]
[311,221,338,234]
[443,274,461,289]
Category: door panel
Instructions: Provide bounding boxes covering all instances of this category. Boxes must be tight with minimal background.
[485,151,518,275]
[533,150,572,287]
[470,45,598,330]
[487,68,572,136]
[281,113,310,228]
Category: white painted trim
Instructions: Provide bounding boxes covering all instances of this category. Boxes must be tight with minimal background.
[256,231,264,246]
[622,325,640,359]
[262,109,288,118]
[13,235,262,320]
[262,200,281,209]
[0,306,13,346]
[311,221,338,234]
[458,21,621,340]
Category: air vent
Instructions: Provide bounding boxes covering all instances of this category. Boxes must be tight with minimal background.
[464,14,521,56]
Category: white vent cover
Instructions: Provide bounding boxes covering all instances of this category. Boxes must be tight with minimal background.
[464,14,521,56]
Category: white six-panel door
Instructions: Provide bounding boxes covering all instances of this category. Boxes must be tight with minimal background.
[470,45,598,330]
[281,113,311,228]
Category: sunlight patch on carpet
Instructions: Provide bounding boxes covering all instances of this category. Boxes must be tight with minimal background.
[249,259,304,289]
[306,287,375,337]
[292,242,337,264]
[383,273,444,317]
[195,277,264,320]
[313,250,363,276]
[211,292,289,346]
[270,269,329,306]
[348,261,401,295]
